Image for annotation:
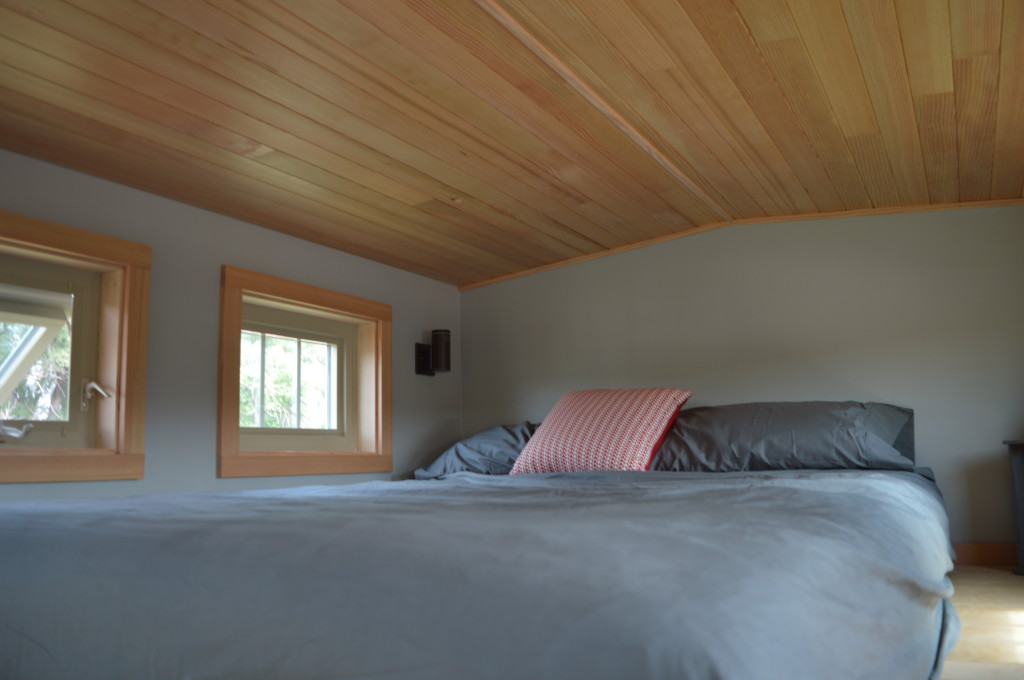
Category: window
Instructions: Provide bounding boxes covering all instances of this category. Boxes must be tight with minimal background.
[240,330,340,431]
[238,300,358,453]
[0,253,101,450]
[0,210,150,483]
[218,266,392,478]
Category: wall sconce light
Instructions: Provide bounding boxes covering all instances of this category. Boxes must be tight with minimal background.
[415,329,451,376]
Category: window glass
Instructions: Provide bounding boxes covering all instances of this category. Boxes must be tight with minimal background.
[263,333,298,429]
[237,298,357,453]
[299,338,335,430]
[239,330,340,431]
[239,330,262,428]
[0,321,72,422]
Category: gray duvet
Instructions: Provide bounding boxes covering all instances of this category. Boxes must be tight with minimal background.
[0,470,958,680]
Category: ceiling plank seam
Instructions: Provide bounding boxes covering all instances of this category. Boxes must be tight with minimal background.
[473,0,732,222]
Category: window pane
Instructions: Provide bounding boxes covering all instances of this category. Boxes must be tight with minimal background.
[262,334,297,429]
[0,322,33,354]
[239,330,262,428]
[299,339,335,430]
[0,322,71,422]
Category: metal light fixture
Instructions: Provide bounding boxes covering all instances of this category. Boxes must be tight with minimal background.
[415,329,451,376]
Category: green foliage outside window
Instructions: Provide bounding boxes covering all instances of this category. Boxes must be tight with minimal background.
[240,330,335,430]
[0,322,71,422]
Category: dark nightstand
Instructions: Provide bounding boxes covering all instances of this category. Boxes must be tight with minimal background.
[1007,440,1024,575]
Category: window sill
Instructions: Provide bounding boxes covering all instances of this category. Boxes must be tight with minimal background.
[0,450,144,483]
[218,451,392,478]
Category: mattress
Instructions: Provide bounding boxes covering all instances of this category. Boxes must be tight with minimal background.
[0,469,958,679]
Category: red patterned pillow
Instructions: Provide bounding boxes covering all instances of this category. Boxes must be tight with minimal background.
[510,388,693,474]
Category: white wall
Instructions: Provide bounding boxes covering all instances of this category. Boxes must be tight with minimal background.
[0,150,462,501]
[462,206,1024,543]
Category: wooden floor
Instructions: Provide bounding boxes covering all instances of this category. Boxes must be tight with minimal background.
[941,566,1024,679]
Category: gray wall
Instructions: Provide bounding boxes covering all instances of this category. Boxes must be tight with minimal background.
[0,150,462,501]
[3,146,1023,544]
[462,206,1024,543]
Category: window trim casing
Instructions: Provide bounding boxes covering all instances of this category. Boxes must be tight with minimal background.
[218,266,392,478]
[0,209,150,483]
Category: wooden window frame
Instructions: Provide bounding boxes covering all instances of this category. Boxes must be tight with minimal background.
[218,266,392,478]
[0,210,150,483]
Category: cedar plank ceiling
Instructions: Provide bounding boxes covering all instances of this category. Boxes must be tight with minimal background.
[0,1,1022,288]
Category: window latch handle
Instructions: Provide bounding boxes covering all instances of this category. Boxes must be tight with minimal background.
[0,422,33,444]
[81,380,114,411]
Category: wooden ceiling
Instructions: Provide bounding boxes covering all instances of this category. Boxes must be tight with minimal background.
[0,0,1021,289]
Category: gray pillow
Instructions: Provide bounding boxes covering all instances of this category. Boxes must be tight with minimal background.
[650,401,914,473]
[414,422,538,479]
[866,402,915,461]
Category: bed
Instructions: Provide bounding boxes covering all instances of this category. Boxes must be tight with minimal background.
[0,396,959,680]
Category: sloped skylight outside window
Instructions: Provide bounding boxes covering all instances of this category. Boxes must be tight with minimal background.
[0,284,73,423]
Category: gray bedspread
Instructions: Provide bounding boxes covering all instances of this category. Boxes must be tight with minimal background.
[0,470,958,680]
